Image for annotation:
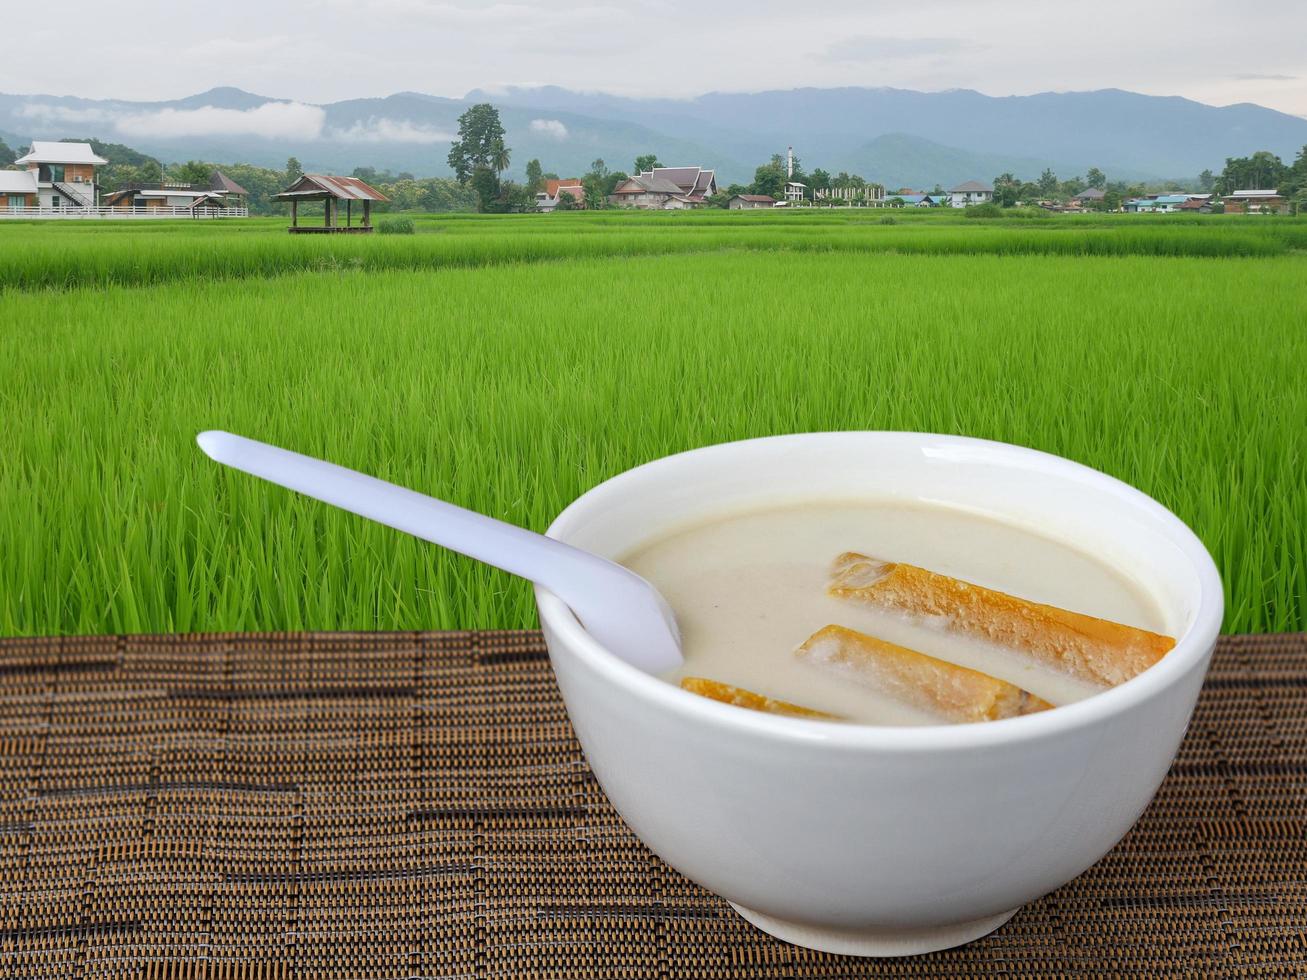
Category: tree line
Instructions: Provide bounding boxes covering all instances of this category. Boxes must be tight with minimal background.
[0,136,476,214]
[5,114,1306,215]
[445,103,636,211]
[447,107,892,211]
[987,147,1307,211]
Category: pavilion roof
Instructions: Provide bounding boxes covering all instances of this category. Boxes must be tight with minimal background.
[275,174,389,202]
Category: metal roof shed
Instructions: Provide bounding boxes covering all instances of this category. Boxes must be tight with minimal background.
[273,174,389,233]
[209,170,251,197]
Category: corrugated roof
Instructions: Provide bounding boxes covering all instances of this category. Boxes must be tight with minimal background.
[1229,189,1280,197]
[15,141,109,165]
[648,167,699,190]
[1074,187,1106,199]
[733,194,775,203]
[614,174,685,195]
[545,178,582,197]
[950,180,993,193]
[209,170,250,196]
[136,189,220,199]
[0,170,39,194]
[274,174,390,201]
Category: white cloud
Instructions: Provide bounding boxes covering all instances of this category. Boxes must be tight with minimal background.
[18,97,328,141]
[330,117,454,143]
[17,98,454,145]
[824,36,978,61]
[17,103,116,125]
[3,0,1306,119]
[181,36,286,62]
[529,118,569,140]
[317,0,537,23]
[113,102,325,140]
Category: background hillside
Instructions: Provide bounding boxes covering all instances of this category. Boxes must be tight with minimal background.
[4,84,1307,185]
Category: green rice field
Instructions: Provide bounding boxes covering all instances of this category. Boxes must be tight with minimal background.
[1,210,1303,636]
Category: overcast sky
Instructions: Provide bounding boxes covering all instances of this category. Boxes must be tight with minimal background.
[5,0,1306,119]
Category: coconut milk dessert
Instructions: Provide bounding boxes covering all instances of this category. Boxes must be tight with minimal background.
[621,501,1175,726]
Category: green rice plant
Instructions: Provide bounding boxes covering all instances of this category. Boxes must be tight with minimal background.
[2,212,1304,291]
[377,216,415,235]
[0,246,1302,636]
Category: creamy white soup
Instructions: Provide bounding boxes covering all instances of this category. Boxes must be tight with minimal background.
[621,501,1169,726]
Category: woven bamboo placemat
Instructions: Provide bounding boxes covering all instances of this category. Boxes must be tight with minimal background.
[0,631,1304,978]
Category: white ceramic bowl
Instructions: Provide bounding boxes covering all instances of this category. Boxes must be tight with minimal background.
[534,432,1223,956]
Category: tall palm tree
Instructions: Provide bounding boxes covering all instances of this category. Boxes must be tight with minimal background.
[491,140,510,177]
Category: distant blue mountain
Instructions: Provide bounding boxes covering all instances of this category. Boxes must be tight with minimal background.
[844,134,1068,191]
[2,84,1304,186]
[471,85,1307,182]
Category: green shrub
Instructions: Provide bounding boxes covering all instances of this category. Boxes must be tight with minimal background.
[378,216,415,235]
[964,203,1005,219]
[878,215,897,225]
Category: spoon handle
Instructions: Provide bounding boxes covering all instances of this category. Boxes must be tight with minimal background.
[198,430,612,587]
[196,431,682,673]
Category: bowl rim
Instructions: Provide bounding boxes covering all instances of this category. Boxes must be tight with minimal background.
[534,431,1224,752]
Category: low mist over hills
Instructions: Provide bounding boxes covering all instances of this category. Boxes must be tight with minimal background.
[4,83,1306,185]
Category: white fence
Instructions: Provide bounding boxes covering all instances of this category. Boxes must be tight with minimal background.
[0,206,249,220]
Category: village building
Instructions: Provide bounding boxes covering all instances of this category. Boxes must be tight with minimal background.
[949,180,993,208]
[1072,187,1106,206]
[814,184,886,205]
[274,174,388,233]
[188,195,233,214]
[14,141,107,209]
[1223,189,1289,214]
[1,159,249,218]
[102,170,249,214]
[535,178,584,211]
[608,173,690,209]
[1124,191,1213,214]
[784,181,806,203]
[649,167,716,200]
[1125,194,1192,213]
[207,170,250,208]
[888,193,944,207]
[727,194,776,209]
[608,166,716,209]
[0,170,39,211]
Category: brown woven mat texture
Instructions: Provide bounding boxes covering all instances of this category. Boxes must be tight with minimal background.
[1,631,1304,978]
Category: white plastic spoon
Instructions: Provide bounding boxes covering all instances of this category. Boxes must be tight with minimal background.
[196,431,682,674]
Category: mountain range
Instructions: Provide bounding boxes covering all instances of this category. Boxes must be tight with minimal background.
[3,84,1306,187]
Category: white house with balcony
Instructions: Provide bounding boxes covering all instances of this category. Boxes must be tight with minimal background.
[14,141,107,209]
[948,180,994,208]
[1,152,249,219]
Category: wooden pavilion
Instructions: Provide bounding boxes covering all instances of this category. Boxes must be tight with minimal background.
[274,174,389,233]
